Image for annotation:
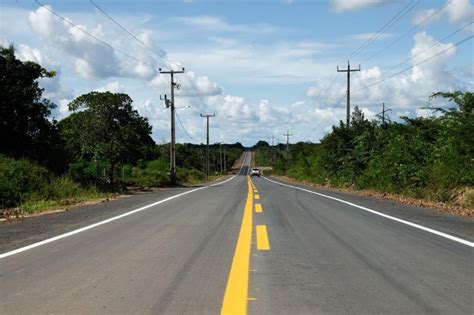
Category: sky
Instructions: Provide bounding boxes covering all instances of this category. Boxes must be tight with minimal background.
[1,0,473,146]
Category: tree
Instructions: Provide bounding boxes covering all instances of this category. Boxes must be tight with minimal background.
[430,91,474,114]
[0,45,63,170]
[59,92,155,184]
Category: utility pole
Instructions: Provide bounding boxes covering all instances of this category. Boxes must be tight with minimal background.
[219,142,223,174]
[200,113,215,180]
[376,102,392,125]
[283,131,292,152]
[160,67,185,184]
[337,61,360,127]
[223,145,226,173]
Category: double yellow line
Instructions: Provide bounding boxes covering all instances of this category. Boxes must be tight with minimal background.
[221,176,269,314]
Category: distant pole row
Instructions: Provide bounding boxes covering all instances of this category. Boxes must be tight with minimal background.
[200,113,215,180]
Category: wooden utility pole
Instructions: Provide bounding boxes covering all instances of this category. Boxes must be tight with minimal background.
[337,61,360,127]
[159,67,185,184]
[283,131,292,152]
[200,113,215,180]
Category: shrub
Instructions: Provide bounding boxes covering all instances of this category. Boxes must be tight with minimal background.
[0,155,51,207]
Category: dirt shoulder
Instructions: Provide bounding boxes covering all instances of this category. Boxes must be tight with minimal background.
[272,175,474,218]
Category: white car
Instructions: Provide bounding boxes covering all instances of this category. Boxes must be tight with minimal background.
[250,168,261,177]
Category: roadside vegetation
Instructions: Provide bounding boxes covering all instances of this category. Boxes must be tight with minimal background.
[254,91,474,213]
[0,45,242,216]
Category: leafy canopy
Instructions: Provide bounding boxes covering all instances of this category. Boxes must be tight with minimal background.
[60,91,155,183]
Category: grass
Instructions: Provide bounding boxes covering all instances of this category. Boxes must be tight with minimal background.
[17,191,116,215]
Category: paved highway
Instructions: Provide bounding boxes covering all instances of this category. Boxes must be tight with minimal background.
[1,151,473,314]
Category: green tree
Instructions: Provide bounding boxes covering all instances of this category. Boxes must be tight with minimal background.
[430,91,474,114]
[0,45,64,170]
[59,92,155,184]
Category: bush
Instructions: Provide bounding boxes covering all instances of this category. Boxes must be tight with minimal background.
[0,155,51,207]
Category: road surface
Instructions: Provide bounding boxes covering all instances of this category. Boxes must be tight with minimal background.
[1,151,473,314]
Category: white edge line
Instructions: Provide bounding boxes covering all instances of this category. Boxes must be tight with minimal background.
[262,176,474,248]
[0,152,250,259]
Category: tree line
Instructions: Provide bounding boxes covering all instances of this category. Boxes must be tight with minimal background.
[254,92,473,208]
[0,46,242,211]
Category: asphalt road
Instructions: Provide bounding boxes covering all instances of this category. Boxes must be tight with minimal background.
[1,150,473,314]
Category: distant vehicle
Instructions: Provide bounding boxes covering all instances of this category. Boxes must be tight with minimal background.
[250,168,261,177]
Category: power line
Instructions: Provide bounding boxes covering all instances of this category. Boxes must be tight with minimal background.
[89,0,166,59]
[382,22,473,75]
[357,35,473,91]
[35,0,156,69]
[306,0,419,112]
[90,0,211,112]
[363,0,453,63]
[175,111,195,141]
[348,0,419,60]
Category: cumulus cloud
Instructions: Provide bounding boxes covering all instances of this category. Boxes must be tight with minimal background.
[95,81,126,93]
[305,31,471,123]
[331,0,396,12]
[351,32,464,108]
[150,71,222,97]
[412,0,474,29]
[16,44,74,106]
[28,5,159,80]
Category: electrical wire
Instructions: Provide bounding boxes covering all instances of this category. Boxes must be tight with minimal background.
[35,0,156,69]
[363,0,453,63]
[306,0,419,113]
[90,0,211,112]
[90,0,167,59]
[381,22,473,76]
[348,0,419,60]
[175,111,195,141]
[357,35,473,91]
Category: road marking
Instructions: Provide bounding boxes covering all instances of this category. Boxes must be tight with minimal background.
[221,177,253,315]
[254,194,260,200]
[254,189,258,193]
[0,157,249,260]
[247,297,257,301]
[0,186,205,259]
[255,204,263,213]
[256,225,270,250]
[263,176,474,248]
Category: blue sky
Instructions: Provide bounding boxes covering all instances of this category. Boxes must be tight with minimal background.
[1,0,473,145]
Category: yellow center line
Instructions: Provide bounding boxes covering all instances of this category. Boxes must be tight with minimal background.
[221,176,254,315]
[256,225,270,250]
[255,204,262,213]
[254,194,260,200]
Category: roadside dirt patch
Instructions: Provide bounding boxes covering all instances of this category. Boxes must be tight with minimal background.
[273,176,474,218]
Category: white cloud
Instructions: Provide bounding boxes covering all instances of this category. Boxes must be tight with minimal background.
[150,71,222,97]
[351,32,393,41]
[16,43,74,105]
[331,0,396,12]
[28,5,160,80]
[174,16,276,34]
[304,31,472,133]
[351,32,464,108]
[412,0,474,29]
[95,81,126,93]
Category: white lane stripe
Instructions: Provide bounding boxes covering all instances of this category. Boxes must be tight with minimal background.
[0,186,206,259]
[263,176,474,248]
[0,153,250,259]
